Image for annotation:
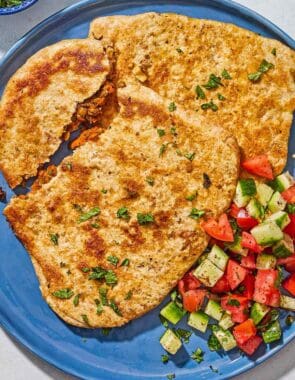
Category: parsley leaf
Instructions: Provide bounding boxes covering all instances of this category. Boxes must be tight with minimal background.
[170,127,177,136]
[109,299,122,316]
[259,59,274,73]
[248,71,262,82]
[81,314,90,325]
[146,176,155,186]
[227,298,240,306]
[137,213,154,225]
[195,85,206,99]
[175,328,192,343]
[168,102,177,112]
[91,223,100,229]
[78,207,100,223]
[52,288,73,299]
[203,74,223,90]
[271,48,277,56]
[107,255,119,266]
[120,258,130,267]
[101,189,108,194]
[185,192,197,201]
[99,287,108,306]
[184,152,195,161]
[176,48,183,53]
[105,270,118,285]
[125,290,133,300]
[218,93,226,101]
[161,354,169,363]
[201,100,218,111]
[191,348,204,363]
[159,143,169,157]
[157,128,166,137]
[73,294,80,307]
[221,69,232,79]
[208,333,222,351]
[94,299,103,315]
[81,267,90,273]
[189,208,205,220]
[88,267,107,280]
[101,327,111,336]
[49,233,59,246]
[117,207,130,220]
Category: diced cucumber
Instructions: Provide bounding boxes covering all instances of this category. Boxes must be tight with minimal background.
[266,211,290,230]
[226,235,248,256]
[262,320,282,344]
[160,328,182,354]
[250,302,270,325]
[193,259,223,287]
[256,183,274,207]
[256,254,277,269]
[212,325,237,351]
[273,233,294,258]
[205,300,224,321]
[280,295,295,311]
[160,302,186,325]
[246,198,264,219]
[268,191,287,213]
[219,311,234,330]
[188,311,209,333]
[234,179,257,207]
[270,172,294,193]
[207,245,229,271]
[251,222,283,246]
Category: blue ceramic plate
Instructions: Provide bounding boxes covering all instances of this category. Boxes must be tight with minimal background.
[0,0,38,15]
[0,1,294,379]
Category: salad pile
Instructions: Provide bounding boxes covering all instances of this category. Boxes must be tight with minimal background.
[160,154,295,362]
[0,0,24,8]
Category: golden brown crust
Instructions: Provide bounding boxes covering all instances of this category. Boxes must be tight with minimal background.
[4,84,239,328]
[90,12,295,175]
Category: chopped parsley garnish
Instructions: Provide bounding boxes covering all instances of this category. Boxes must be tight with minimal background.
[101,328,111,336]
[120,258,130,267]
[78,207,100,223]
[101,189,108,194]
[218,93,226,101]
[286,315,295,326]
[81,267,90,273]
[195,85,206,99]
[137,213,154,225]
[271,48,277,56]
[175,328,192,343]
[248,71,262,82]
[94,299,103,315]
[125,290,133,300]
[208,334,222,351]
[99,287,108,306]
[189,208,205,220]
[146,176,155,186]
[161,354,169,363]
[65,162,72,170]
[191,348,204,363]
[91,223,100,229]
[52,288,73,299]
[109,299,122,316]
[0,1,23,8]
[203,173,212,189]
[105,270,118,285]
[248,59,274,82]
[287,204,295,214]
[201,100,218,111]
[159,143,169,157]
[89,267,118,286]
[73,294,80,307]
[159,315,169,328]
[221,69,232,79]
[168,102,177,112]
[107,255,119,266]
[157,128,166,137]
[117,207,130,220]
[167,374,175,380]
[184,152,195,161]
[176,149,182,156]
[176,47,183,53]
[170,127,177,136]
[185,192,197,201]
[227,298,240,307]
[81,314,90,325]
[49,233,59,246]
[203,74,223,90]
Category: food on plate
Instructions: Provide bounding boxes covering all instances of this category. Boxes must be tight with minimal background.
[159,169,295,357]
[0,39,111,188]
[90,12,295,175]
[4,84,239,327]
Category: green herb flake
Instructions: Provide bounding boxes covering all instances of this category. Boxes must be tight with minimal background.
[81,267,90,273]
[157,128,166,137]
[195,85,206,99]
[159,143,169,157]
[78,207,100,223]
[109,299,122,316]
[176,149,182,156]
[203,173,212,189]
[175,328,192,344]
[88,267,107,280]
[120,258,130,267]
[286,315,295,326]
[258,59,274,73]
[208,333,222,351]
[137,213,154,225]
[125,290,133,300]
[99,287,108,306]
[203,73,223,90]
[101,328,111,336]
[105,270,118,286]
[146,176,155,186]
[167,374,175,380]
[49,233,59,246]
[0,1,23,8]
[185,192,197,201]
[170,127,177,136]
[184,152,195,161]
[191,348,204,363]
[81,314,90,325]
[287,204,295,214]
[52,288,73,299]
[94,299,104,315]
[116,206,130,220]
[271,48,277,56]
[189,208,205,220]
[227,298,240,307]
[91,223,100,229]
[107,255,119,267]
[221,69,232,79]
[101,189,108,194]
[161,354,169,364]
[176,48,183,53]
[168,102,177,112]
[201,100,218,111]
[248,71,262,82]
[218,93,226,101]
[159,314,169,328]
[73,294,80,307]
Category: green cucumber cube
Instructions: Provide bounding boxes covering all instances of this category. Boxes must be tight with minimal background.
[256,254,277,269]
[280,295,295,311]
[268,191,287,213]
[204,300,224,321]
[188,311,209,333]
[273,233,294,258]
[251,222,283,246]
[266,211,290,229]
[256,183,274,207]
[262,320,282,344]
[234,179,257,207]
[219,312,234,330]
[160,328,182,354]
[207,245,229,271]
[250,302,270,325]
[193,259,224,287]
[160,302,186,325]
[270,172,294,192]
[212,325,237,351]
[246,198,264,219]
[226,235,248,256]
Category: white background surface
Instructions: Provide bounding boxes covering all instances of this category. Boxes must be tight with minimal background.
[0,0,295,379]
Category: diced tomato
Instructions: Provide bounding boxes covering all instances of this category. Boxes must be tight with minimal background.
[282,185,295,203]
[229,203,241,218]
[236,209,259,230]
[238,335,263,355]
[201,213,234,242]
[241,231,263,253]
[178,272,201,297]
[283,273,295,297]
[278,254,295,273]
[182,289,206,312]
[241,252,256,269]
[241,155,274,180]
[284,214,295,239]
[253,269,280,307]
[221,295,249,323]
[233,319,256,345]
[226,259,247,290]
[210,275,231,294]
[239,273,255,299]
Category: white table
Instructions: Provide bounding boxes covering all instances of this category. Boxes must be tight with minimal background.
[0,0,295,379]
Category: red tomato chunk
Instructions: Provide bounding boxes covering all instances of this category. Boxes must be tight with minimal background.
[202,213,234,242]
[221,295,249,323]
[241,154,274,180]
[226,259,247,290]
[283,273,295,297]
[253,269,280,307]
[233,319,256,345]
[238,335,263,355]
[182,289,206,313]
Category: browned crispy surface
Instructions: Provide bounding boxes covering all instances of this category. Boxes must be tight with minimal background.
[4,84,239,328]
[90,13,295,175]
[0,39,110,188]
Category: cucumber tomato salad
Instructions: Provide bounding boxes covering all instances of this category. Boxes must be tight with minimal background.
[160,155,295,363]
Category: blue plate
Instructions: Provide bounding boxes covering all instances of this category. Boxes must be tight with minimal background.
[0,0,38,15]
[0,1,294,379]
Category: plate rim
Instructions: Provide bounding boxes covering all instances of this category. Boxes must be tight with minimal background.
[0,0,294,379]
